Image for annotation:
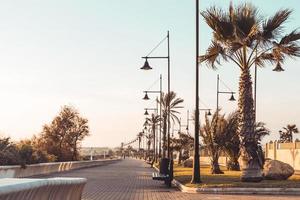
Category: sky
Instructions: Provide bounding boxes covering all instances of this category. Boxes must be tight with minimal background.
[0,0,299,147]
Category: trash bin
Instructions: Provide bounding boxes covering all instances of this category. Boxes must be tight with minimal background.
[159,158,170,174]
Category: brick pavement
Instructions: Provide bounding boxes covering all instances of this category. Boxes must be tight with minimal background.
[41,158,300,200]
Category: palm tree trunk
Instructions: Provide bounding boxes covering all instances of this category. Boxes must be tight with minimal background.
[211,151,223,174]
[152,124,156,163]
[162,117,167,158]
[238,68,263,182]
[178,150,182,165]
[227,157,240,171]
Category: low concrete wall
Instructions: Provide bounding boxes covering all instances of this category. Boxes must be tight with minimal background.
[0,159,120,178]
[0,178,86,200]
[265,141,300,170]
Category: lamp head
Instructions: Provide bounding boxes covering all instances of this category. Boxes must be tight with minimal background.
[273,63,285,72]
[144,109,149,115]
[143,92,150,100]
[207,110,212,116]
[140,58,152,70]
[229,93,236,101]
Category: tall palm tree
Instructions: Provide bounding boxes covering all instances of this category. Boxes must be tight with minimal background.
[200,3,300,182]
[146,114,161,162]
[158,91,184,158]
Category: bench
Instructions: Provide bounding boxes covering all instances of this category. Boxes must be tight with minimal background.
[152,158,173,187]
[152,172,169,181]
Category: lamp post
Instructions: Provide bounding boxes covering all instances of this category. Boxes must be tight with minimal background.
[140,31,171,159]
[143,74,163,158]
[216,74,236,113]
[191,0,201,184]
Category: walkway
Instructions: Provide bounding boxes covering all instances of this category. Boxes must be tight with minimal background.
[41,158,300,200]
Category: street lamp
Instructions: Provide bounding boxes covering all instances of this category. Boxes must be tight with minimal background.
[191,0,201,184]
[140,31,171,159]
[216,74,236,113]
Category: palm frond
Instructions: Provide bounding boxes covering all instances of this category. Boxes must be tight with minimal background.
[262,9,292,41]
[280,30,300,45]
[234,3,260,42]
[201,7,235,43]
[199,42,227,69]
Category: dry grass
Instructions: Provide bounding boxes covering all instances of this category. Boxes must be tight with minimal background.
[174,164,300,188]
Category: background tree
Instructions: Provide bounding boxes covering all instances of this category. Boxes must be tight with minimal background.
[0,137,20,166]
[158,92,184,158]
[200,3,300,182]
[280,124,299,142]
[37,105,89,161]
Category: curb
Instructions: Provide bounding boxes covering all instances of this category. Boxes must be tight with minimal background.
[172,177,300,195]
[151,162,300,195]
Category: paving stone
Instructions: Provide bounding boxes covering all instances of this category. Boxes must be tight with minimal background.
[40,158,300,200]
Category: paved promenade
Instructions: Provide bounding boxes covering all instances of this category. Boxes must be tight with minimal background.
[41,158,300,200]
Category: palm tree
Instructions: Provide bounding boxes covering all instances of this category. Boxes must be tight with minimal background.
[220,111,240,171]
[220,112,270,171]
[146,114,161,162]
[281,124,299,142]
[158,91,184,158]
[201,110,226,174]
[200,3,300,182]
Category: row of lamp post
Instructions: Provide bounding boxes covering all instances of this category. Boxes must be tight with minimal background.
[138,0,237,184]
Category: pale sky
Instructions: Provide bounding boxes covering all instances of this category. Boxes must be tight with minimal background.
[0,0,299,147]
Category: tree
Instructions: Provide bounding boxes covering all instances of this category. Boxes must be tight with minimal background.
[38,105,89,161]
[280,124,299,142]
[158,92,184,158]
[0,137,20,166]
[201,110,226,174]
[200,3,300,182]
[17,139,56,165]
